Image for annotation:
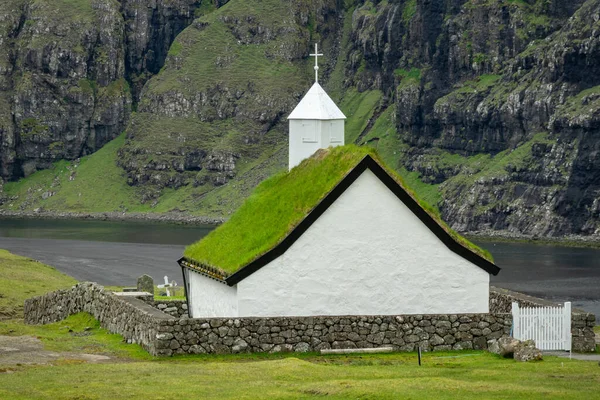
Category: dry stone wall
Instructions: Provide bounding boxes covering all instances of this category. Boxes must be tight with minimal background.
[152,300,188,318]
[154,314,511,356]
[24,283,597,356]
[489,286,560,313]
[24,283,175,355]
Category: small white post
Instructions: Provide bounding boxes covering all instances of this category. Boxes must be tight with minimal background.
[511,302,520,339]
[564,301,572,352]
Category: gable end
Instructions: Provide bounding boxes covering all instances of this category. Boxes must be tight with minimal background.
[226,155,500,286]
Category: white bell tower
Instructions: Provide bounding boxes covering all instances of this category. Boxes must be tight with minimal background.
[287,44,346,170]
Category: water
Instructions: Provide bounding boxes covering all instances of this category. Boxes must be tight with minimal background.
[482,241,600,320]
[0,218,212,245]
[0,218,598,318]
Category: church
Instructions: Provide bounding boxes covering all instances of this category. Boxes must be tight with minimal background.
[179,45,500,319]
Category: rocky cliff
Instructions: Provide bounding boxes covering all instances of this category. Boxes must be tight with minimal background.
[347,0,600,237]
[1,0,600,238]
[0,0,222,181]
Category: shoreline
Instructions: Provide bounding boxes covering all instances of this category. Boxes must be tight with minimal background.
[0,210,225,226]
[2,210,600,249]
[466,230,600,249]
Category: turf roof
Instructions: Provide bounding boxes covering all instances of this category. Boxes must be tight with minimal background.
[183,145,494,276]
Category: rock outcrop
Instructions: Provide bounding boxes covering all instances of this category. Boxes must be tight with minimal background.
[2,0,600,238]
[0,0,227,181]
[116,0,342,196]
[0,0,131,180]
[347,0,600,237]
[513,339,543,362]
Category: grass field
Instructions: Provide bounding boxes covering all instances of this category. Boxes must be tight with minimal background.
[1,344,600,399]
[0,248,599,399]
[0,249,76,320]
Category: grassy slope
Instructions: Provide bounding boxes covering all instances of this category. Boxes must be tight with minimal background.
[184,145,492,274]
[3,135,148,213]
[1,352,600,399]
[0,312,152,361]
[1,133,284,217]
[0,249,76,319]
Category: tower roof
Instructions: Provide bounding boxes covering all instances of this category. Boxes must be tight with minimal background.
[288,82,346,120]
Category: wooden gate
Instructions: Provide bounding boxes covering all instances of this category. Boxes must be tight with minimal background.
[511,302,572,351]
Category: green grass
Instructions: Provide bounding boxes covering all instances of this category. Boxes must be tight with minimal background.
[0,249,76,320]
[184,145,492,274]
[340,88,383,143]
[1,351,599,399]
[3,134,148,213]
[1,128,287,218]
[0,252,597,398]
[147,0,308,97]
[0,313,151,360]
[438,74,502,104]
[395,67,422,88]
[442,132,556,188]
[402,0,417,22]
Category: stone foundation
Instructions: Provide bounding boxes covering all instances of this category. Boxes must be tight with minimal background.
[153,313,511,356]
[24,283,597,356]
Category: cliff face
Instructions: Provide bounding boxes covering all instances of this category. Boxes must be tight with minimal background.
[1,0,600,238]
[0,0,223,181]
[0,0,131,180]
[116,0,341,201]
[346,0,600,237]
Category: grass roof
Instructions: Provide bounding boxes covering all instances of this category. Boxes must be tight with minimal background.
[183,145,493,275]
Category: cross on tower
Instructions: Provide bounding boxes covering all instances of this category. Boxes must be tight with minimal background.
[310,43,323,83]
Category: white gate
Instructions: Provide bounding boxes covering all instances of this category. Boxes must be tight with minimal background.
[511,302,572,351]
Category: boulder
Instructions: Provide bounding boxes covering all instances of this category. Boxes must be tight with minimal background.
[514,340,543,362]
[488,337,520,358]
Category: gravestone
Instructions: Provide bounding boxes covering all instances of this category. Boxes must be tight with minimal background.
[137,274,154,295]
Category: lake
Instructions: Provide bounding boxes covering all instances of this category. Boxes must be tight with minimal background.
[0,218,598,318]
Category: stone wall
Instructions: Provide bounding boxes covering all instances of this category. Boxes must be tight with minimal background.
[153,300,188,318]
[572,312,597,352]
[24,283,175,355]
[489,286,560,313]
[154,314,512,356]
[24,283,597,356]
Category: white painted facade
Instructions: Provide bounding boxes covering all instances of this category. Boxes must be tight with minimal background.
[287,82,346,170]
[185,268,238,318]
[288,119,344,170]
[236,169,490,317]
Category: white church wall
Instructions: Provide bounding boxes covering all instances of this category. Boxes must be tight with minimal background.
[186,269,238,318]
[289,119,322,170]
[289,119,344,170]
[319,120,344,146]
[237,169,490,317]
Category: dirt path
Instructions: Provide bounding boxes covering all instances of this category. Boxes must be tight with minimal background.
[0,335,112,367]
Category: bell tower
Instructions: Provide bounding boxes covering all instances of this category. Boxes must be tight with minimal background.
[287,44,346,171]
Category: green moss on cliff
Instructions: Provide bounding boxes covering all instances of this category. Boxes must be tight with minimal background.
[341,89,383,143]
